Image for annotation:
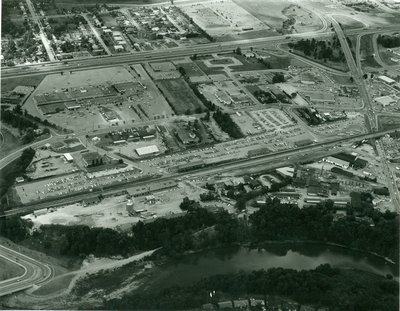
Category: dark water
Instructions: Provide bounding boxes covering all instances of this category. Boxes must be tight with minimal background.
[149,243,399,289]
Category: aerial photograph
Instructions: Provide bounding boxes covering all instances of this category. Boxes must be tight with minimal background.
[0,0,399,309]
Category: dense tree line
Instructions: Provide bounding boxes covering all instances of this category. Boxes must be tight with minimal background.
[250,197,398,260]
[1,108,39,131]
[212,109,244,139]
[377,35,400,48]
[2,104,60,130]
[1,0,29,37]
[0,213,32,241]
[288,37,345,63]
[2,193,396,260]
[105,264,398,310]
[131,208,241,257]
[31,224,135,257]
[253,89,276,104]
[1,106,52,144]
[0,148,35,199]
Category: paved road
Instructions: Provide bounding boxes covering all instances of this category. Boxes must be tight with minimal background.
[0,244,52,297]
[2,25,399,80]
[335,18,400,209]
[371,33,400,70]
[25,0,56,62]
[82,13,112,56]
[0,135,56,171]
[330,18,376,133]
[3,127,398,218]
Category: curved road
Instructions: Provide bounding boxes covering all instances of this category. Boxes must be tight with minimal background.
[0,244,52,297]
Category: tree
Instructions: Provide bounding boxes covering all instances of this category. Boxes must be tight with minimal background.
[272,73,285,84]
[179,197,200,211]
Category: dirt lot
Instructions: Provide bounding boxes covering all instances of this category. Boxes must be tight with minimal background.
[23,182,204,229]
[234,0,321,32]
[156,78,205,115]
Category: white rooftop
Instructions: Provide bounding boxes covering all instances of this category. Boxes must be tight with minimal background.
[136,145,160,156]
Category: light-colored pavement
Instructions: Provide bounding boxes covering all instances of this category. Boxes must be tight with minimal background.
[0,244,52,297]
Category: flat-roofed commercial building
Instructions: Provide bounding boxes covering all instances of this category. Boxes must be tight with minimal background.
[135,145,160,157]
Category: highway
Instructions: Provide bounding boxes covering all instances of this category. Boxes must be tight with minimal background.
[330,18,378,133]
[2,127,398,218]
[2,25,400,80]
[331,17,400,209]
[0,244,52,297]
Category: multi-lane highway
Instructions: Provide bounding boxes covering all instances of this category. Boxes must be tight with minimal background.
[2,24,400,80]
[330,17,400,208]
[0,244,52,297]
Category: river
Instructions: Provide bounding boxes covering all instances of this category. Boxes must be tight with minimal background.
[147,243,399,289]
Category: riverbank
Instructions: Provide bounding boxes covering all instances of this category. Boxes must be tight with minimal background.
[167,239,398,268]
[142,242,398,294]
[105,261,399,311]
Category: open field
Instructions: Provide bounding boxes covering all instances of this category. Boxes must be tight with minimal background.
[360,34,381,68]
[234,0,322,32]
[173,61,206,77]
[1,75,46,93]
[156,78,205,115]
[32,273,76,296]
[332,14,366,29]
[378,115,400,131]
[289,48,349,72]
[378,48,400,66]
[0,128,22,160]
[22,182,204,229]
[0,257,24,281]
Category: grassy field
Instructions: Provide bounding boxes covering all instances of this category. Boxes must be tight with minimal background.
[176,62,206,77]
[0,257,24,281]
[0,128,22,160]
[378,115,400,131]
[210,58,234,65]
[290,50,349,72]
[1,75,45,93]
[360,34,381,68]
[32,273,76,296]
[157,79,205,115]
[72,261,141,296]
[329,73,355,85]
[378,49,399,66]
